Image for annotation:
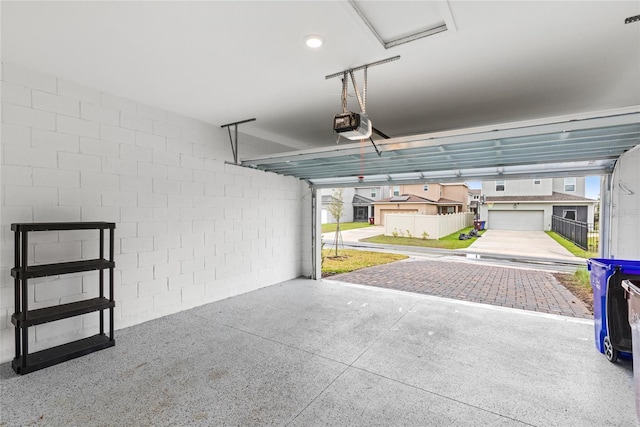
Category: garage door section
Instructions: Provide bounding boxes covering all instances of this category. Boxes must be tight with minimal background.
[488,210,544,231]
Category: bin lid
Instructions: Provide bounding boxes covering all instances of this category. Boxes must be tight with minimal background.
[587,258,640,274]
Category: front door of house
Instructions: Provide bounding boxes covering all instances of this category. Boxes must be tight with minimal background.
[354,206,368,222]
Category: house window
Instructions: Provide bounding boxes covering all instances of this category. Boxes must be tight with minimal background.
[495,180,505,192]
[564,177,576,192]
[370,188,377,198]
[423,184,429,191]
[563,209,577,221]
[533,179,541,185]
[393,186,400,196]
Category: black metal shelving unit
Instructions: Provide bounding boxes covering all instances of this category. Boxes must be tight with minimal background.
[11,222,116,374]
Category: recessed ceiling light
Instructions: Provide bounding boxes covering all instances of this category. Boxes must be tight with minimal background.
[304,34,324,48]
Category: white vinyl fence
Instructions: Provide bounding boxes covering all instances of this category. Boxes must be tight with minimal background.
[384,212,474,240]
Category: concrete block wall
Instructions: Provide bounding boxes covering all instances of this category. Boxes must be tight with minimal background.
[0,63,309,363]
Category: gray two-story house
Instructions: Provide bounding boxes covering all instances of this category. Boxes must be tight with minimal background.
[479,177,597,231]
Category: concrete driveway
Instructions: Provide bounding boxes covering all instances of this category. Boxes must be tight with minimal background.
[465,230,580,262]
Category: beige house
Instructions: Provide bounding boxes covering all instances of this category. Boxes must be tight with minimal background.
[373,183,469,225]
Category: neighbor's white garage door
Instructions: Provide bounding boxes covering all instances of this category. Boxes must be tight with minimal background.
[488,210,544,231]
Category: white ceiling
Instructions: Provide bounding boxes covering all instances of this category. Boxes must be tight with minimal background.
[2,1,640,154]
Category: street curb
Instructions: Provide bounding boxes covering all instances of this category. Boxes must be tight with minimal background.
[323,239,588,268]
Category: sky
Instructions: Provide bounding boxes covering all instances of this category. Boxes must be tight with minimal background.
[467,176,601,200]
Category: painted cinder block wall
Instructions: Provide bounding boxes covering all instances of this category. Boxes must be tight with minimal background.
[0,63,310,363]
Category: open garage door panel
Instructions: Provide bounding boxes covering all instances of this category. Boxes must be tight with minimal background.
[488,210,544,231]
[241,108,639,188]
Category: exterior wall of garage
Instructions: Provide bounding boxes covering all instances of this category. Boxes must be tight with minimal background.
[0,63,309,363]
[552,205,589,223]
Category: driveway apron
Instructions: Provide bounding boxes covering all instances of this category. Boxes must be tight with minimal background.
[465,229,579,261]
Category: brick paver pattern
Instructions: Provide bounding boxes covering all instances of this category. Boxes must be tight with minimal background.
[331,259,592,319]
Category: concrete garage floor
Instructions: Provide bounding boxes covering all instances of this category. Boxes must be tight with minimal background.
[0,279,636,426]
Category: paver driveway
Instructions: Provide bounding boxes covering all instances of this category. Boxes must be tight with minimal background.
[330,258,592,319]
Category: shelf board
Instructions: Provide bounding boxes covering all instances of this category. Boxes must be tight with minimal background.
[12,334,115,375]
[11,222,115,232]
[12,297,115,328]
[11,258,115,279]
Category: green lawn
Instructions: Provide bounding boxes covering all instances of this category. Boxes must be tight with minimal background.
[321,222,372,234]
[322,249,408,276]
[360,226,483,250]
[545,231,598,259]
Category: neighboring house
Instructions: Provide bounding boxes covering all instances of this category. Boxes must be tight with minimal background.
[321,186,390,224]
[479,177,597,231]
[373,183,469,225]
[468,189,481,216]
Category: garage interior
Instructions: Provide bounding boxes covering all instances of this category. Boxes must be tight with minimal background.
[1,1,640,425]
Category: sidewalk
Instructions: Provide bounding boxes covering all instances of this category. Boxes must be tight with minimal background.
[323,227,585,267]
[321,225,384,243]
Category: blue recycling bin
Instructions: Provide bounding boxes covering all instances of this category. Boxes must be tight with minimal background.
[587,258,640,362]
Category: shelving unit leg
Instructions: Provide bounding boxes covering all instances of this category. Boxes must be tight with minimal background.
[109,227,115,341]
[20,231,28,369]
[14,231,20,360]
[99,229,104,335]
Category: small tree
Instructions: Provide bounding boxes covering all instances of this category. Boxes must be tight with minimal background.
[326,188,344,256]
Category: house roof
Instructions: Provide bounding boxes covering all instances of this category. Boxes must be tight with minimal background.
[352,194,375,205]
[436,198,464,205]
[469,189,482,195]
[485,191,596,203]
[376,194,463,205]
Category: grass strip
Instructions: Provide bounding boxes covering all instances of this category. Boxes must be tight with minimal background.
[545,231,598,259]
[321,222,372,234]
[553,267,593,313]
[322,249,407,276]
[360,226,483,250]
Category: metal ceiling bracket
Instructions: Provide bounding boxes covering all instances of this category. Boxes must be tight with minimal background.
[625,14,640,24]
[325,56,400,80]
[220,118,256,164]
